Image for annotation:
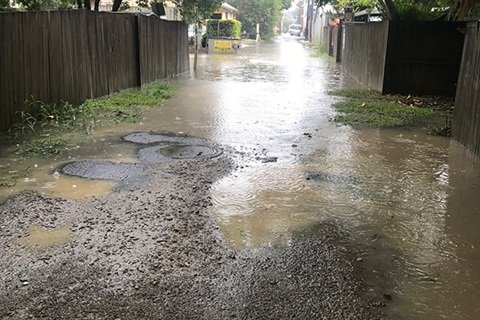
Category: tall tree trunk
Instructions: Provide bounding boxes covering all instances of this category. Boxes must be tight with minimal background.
[112,0,122,11]
[84,0,91,10]
[77,0,83,9]
[94,0,100,11]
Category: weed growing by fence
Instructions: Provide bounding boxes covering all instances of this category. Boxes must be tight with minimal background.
[8,99,95,138]
[311,43,326,58]
[21,138,68,158]
[82,82,175,123]
[328,89,444,128]
[2,82,175,157]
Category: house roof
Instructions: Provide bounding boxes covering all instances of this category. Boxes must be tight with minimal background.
[354,8,381,17]
[221,2,239,14]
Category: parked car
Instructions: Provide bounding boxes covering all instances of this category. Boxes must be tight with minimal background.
[288,24,302,37]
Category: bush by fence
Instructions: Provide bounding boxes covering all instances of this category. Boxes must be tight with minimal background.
[206,19,241,38]
[0,10,189,132]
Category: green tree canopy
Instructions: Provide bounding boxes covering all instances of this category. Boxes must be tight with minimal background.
[315,0,479,20]
[171,0,223,23]
[14,0,73,10]
[231,0,284,40]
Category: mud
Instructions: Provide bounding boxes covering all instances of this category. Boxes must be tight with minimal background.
[0,149,386,319]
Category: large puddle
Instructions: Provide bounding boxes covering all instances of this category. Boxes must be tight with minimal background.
[0,35,479,319]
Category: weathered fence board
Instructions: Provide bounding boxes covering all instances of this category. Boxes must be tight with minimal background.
[137,16,189,85]
[342,21,465,95]
[453,21,480,157]
[383,21,466,95]
[331,25,342,62]
[342,22,389,92]
[0,10,189,132]
[323,26,332,56]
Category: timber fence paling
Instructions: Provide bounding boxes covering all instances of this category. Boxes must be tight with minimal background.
[342,21,389,92]
[383,21,466,95]
[453,21,480,156]
[331,25,342,62]
[0,10,189,132]
[0,13,13,131]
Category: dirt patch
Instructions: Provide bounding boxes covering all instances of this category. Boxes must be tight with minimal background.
[0,148,387,319]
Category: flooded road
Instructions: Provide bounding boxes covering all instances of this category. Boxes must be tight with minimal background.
[1,35,480,319]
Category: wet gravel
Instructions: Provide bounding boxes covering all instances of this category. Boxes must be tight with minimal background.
[0,148,387,319]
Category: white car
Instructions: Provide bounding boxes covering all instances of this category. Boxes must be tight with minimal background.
[288,24,302,37]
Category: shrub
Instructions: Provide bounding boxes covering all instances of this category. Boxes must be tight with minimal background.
[206,19,242,38]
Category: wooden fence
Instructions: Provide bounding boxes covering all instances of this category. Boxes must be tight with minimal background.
[331,25,342,63]
[321,25,342,62]
[453,21,480,157]
[323,26,332,56]
[0,10,189,132]
[342,22,389,92]
[342,21,465,95]
[383,21,465,95]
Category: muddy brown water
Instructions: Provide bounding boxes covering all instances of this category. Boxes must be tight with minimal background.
[0,35,479,319]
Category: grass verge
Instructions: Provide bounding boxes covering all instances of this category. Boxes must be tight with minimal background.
[328,89,449,130]
[2,81,175,157]
[311,43,326,58]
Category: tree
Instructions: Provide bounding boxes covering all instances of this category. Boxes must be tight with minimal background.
[280,0,292,10]
[314,0,479,20]
[231,0,284,40]
[0,0,14,11]
[171,0,223,70]
[16,0,74,10]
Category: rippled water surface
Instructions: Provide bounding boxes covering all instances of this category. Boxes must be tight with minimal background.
[1,36,479,319]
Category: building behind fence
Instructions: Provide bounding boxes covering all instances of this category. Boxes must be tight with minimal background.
[453,21,480,157]
[0,10,189,132]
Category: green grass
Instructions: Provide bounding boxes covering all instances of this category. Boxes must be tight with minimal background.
[311,43,326,58]
[328,89,442,128]
[82,81,175,123]
[3,81,176,157]
[21,138,68,157]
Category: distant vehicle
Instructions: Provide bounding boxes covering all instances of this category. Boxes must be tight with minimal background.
[288,24,302,36]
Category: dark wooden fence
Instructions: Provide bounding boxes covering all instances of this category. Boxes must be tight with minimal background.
[323,26,332,56]
[138,15,189,84]
[453,21,480,157]
[322,25,342,62]
[0,10,189,132]
[383,21,465,95]
[342,22,389,92]
[331,25,342,63]
[342,21,465,95]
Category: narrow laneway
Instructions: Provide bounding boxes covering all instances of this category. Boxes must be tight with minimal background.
[0,36,479,319]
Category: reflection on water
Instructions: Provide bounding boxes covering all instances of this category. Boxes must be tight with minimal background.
[0,136,137,203]
[196,38,479,319]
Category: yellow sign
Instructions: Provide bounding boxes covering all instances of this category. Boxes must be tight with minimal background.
[214,40,232,52]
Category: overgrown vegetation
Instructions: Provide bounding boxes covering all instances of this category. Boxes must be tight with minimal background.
[3,81,175,157]
[311,43,327,57]
[22,138,68,157]
[206,19,242,38]
[328,89,448,129]
[314,0,479,21]
[230,0,286,40]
